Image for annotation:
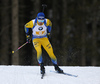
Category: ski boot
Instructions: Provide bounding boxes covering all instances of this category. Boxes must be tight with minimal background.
[40,63,45,74]
[54,64,63,73]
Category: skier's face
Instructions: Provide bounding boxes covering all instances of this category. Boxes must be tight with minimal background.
[37,19,44,25]
[38,19,44,23]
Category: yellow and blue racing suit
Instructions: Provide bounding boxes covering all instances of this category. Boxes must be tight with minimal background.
[25,18,57,64]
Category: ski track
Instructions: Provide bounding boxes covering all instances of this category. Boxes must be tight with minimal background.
[0,66,100,84]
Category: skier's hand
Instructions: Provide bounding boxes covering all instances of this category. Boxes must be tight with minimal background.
[47,33,51,41]
[26,35,31,43]
[47,33,50,38]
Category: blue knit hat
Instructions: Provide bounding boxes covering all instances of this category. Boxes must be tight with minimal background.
[37,12,45,19]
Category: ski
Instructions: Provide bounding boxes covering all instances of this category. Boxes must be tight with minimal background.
[50,70,78,77]
[62,72,78,77]
[41,73,45,79]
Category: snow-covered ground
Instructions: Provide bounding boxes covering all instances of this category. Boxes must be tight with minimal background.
[0,66,100,84]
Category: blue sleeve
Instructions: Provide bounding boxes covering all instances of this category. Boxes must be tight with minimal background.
[47,26,51,33]
[24,26,29,35]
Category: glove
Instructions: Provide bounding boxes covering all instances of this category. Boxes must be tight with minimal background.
[47,33,51,41]
[26,35,31,43]
[47,33,50,39]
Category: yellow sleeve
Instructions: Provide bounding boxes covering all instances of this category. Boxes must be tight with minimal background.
[46,19,52,26]
[25,20,33,28]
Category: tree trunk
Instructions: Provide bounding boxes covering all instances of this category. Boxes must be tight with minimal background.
[92,19,97,66]
[52,0,61,65]
[12,0,19,65]
[19,0,28,65]
[81,23,86,66]
[91,0,98,66]
[81,0,86,66]
[0,0,10,65]
[61,0,67,65]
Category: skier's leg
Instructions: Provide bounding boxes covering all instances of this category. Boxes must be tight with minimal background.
[33,39,43,64]
[40,63,45,74]
[41,37,63,73]
[33,39,45,74]
[41,38,57,64]
[53,64,63,73]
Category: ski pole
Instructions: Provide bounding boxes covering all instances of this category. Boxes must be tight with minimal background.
[12,41,28,54]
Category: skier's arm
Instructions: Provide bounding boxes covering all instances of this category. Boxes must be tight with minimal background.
[24,20,33,43]
[46,19,52,37]
[24,20,33,35]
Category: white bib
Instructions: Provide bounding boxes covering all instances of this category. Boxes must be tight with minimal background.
[32,23,47,36]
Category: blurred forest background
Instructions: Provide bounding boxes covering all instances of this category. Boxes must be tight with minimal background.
[0,0,100,66]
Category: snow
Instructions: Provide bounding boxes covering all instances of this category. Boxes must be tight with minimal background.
[0,66,100,84]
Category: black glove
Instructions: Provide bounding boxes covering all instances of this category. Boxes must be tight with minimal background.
[47,33,50,38]
[26,35,31,43]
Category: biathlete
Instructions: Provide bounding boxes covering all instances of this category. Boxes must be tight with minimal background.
[24,12,63,74]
